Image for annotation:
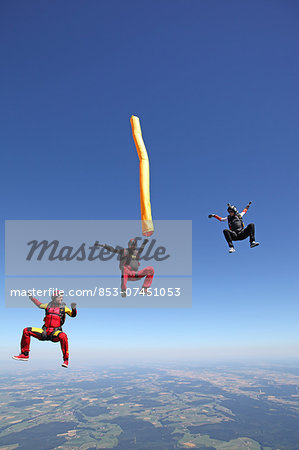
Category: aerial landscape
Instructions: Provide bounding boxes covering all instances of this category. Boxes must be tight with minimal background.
[1,364,299,449]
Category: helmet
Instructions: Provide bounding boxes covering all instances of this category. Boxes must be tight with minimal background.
[128,238,137,249]
[227,203,238,214]
[51,290,64,300]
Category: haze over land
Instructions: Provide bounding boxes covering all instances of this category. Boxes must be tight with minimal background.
[1,363,299,449]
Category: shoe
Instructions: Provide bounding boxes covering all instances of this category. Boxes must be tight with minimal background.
[12,354,29,361]
[121,290,127,298]
[250,241,260,248]
[61,360,68,368]
[229,247,235,253]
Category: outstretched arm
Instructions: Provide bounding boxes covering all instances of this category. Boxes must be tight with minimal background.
[240,201,252,218]
[208,214,227,222]
[94,241,123,254]
[27,292,48,309]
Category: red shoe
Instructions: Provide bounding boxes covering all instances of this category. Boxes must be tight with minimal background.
[61,359,68,368]
[12,354,29,361]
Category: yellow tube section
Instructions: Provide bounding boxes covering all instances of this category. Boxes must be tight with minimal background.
[130,115,154,237]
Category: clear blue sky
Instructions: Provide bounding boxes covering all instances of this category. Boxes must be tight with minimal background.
[0,0,298,366]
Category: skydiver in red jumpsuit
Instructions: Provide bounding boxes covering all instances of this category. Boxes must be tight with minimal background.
[96,238,154,298]
[12,290,77,368]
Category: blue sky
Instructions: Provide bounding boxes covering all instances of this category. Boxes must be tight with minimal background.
[0,0,298,367]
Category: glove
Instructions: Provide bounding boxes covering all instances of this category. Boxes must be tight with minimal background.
[208,214,214,218]
[71,302,77,309]
[246,201,252,209]
[27,291,33,298]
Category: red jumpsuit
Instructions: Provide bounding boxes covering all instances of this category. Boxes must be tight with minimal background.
[121,265,154,291]
[21,297,77,361]
[103,240,154,292]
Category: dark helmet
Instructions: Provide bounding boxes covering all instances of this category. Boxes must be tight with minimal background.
[227,203,238,214]
[51,289,64,300]
[128,238,137,249]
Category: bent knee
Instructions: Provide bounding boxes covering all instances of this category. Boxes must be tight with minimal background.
[58,332,67,340]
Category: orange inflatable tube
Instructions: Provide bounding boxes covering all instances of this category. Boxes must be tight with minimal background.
[130,115,154,237]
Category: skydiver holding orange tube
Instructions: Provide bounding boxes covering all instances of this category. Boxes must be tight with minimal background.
[95,238,154,298]
[209,202,260,253]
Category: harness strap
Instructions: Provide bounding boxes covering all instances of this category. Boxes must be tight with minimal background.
[41,326,62,341]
